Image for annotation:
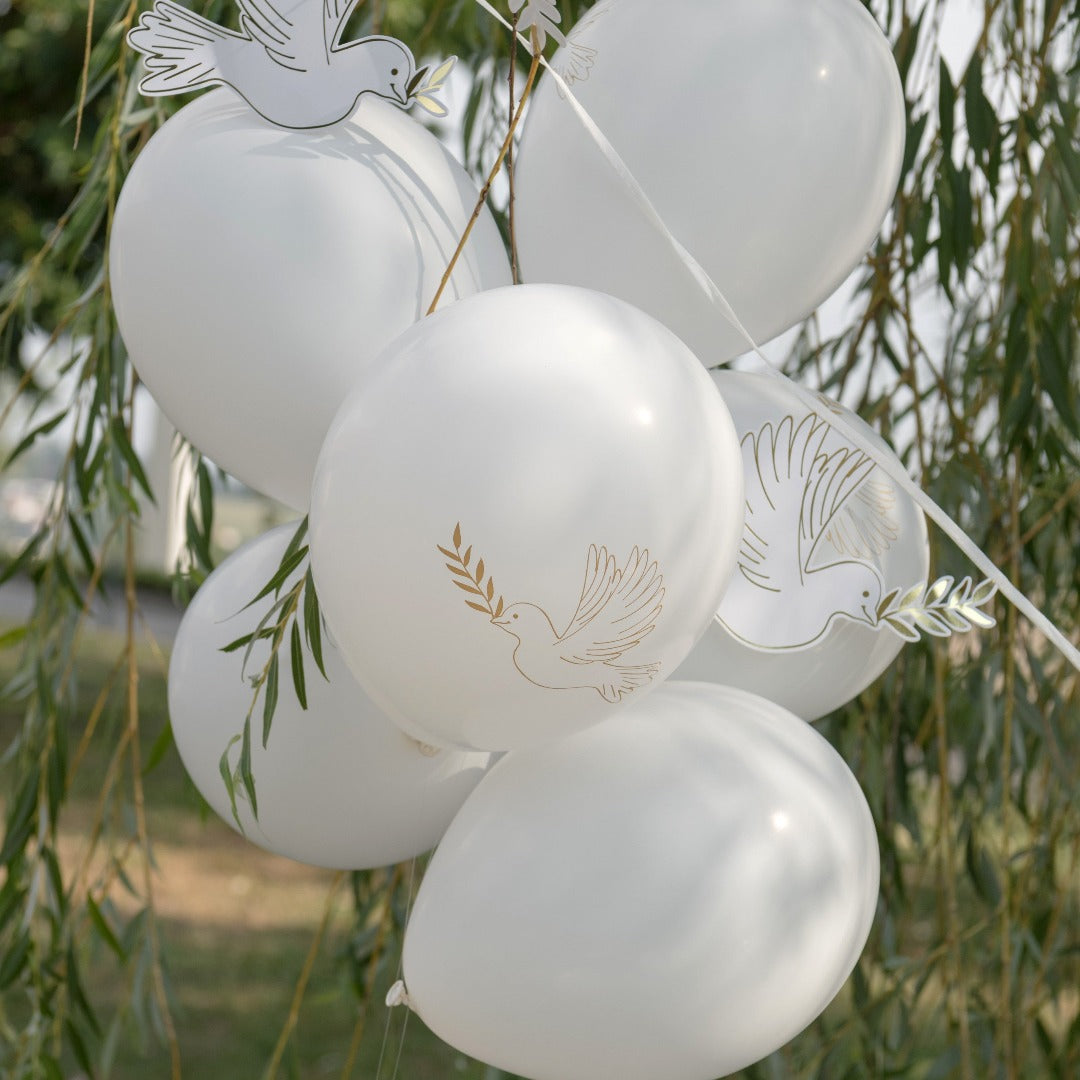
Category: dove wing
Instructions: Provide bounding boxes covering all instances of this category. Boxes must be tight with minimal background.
[236,0,327,71]
[799,437,883,572]
[557,546,665,663]
[325,0,363,49]
[817,475,899,562]
[737,412,830,591]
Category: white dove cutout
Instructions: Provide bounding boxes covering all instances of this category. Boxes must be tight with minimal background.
[718,407,900,652]
[440,527,664,703]
[128,0,422,129]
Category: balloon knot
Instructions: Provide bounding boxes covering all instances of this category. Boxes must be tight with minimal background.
[411,738,442,758]
[385,980,413,1009]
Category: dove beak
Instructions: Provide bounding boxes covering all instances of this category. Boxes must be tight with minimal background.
[392,81,409,106]
[491,616,510,628]
[860,604,878,627]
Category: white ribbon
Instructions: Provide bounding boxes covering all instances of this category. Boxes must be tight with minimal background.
[469,0,1080,674]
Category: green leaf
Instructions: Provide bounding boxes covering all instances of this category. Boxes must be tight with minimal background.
[143,720,175,776]
[197,458,214,535]
[186,505,213,571]
[219,733,243,831]
[0,529,47,588]
[0,764,40,865]
[963,49,997,164]
[290,620,307,711]
[87,895,125,959]
[282,516,309,563]
[965,832,1002,906]
[65,943,100,1034]
[244,545,308,608]
[938,57,955,153]
[64,1019,95,1079]
[0,930,31,989]
[262,654,279,749]
[109,418,155,503]
[4,410,67,467]
[0,625,27,651]
[303,569,328,681]
[66,511,97,577]
[1036,324,1079,437]
[239,716,258,820]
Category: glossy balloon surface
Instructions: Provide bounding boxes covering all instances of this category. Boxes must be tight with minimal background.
[402,681,880,1080]
[168,526,491,869]
[309,284,745,751]
[515,0,905,363]
[111,91,510,509]
[675,372,929,719]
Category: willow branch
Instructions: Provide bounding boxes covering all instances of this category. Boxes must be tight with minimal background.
[426,27,542,315]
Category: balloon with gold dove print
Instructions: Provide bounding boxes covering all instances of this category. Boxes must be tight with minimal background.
[440,526,663,703]
[127,0,453,129]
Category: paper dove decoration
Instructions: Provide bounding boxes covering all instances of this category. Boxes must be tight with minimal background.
[128,0,453,128]
[722,406,897,650]
[676,372,929,719]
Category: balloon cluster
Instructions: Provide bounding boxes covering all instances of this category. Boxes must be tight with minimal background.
[110,1,994,1076]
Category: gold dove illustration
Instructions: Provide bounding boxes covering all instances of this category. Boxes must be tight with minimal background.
[439,525,664,702]
[719,409,900,651]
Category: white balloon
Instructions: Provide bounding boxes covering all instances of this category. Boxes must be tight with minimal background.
[401,682,880,1080]
[167,525,491,869]
[309,284,745,751]
[675,372,930,719]
[514,0,905,364]
[111,90,510,510]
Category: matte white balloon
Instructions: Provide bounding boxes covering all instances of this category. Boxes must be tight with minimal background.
[675,372,929,718]
[309,284,745,751]
[168,526,491,869]
[515,0,905,363]
[401,682,880,1080]
[111,90,510,510]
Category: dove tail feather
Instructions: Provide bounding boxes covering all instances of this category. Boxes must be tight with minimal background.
[129,1,233,94]
[597,661,662,702]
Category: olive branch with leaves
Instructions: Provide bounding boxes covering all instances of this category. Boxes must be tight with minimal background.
[876,576,998,643]
[438,523,506,619]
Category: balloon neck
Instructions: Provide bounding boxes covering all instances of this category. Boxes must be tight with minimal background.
[386,980,413,1010]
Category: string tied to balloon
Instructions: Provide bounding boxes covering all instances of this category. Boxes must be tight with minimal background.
[469,0,1080,676]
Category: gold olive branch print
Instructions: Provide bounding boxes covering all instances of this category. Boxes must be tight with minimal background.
[876,575,998,643]
[438,522,506,619]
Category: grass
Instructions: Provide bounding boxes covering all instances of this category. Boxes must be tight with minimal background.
[0,618,509,1079]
